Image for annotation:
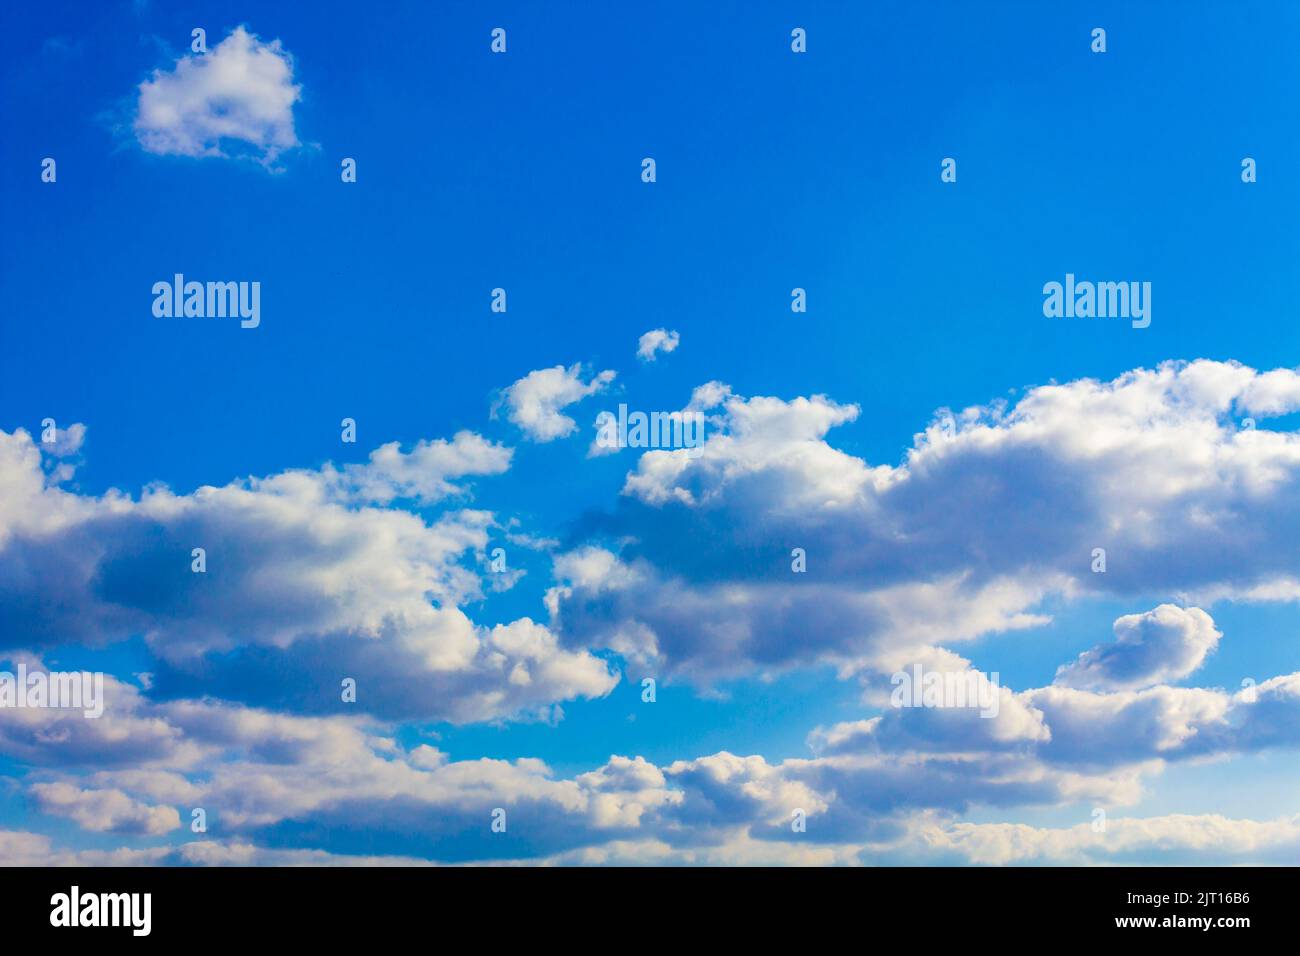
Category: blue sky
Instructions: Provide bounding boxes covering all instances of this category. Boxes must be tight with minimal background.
[2,1,1300,865]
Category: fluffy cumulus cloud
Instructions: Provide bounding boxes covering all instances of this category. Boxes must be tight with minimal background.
[8,360,1300,865]
[30,782,180,836]
[498,364,616,442]
[0,426,615,722]
[327,431,513,506]
[134,26,302,166]
[551,360,1300,682]
[810,620,1300,773]
[4,597,1300,863]
[1054,604,1221,691]
[636,329,679,362]
[7,631,1300,864]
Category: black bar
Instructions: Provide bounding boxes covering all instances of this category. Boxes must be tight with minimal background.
[0,865,1282,942]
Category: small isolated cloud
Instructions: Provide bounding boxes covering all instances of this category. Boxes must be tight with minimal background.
[637,329,680,362]
[41,422,85,458]
[1054,605,1221,691]
[134,26,302,167]
[498,364,615,442]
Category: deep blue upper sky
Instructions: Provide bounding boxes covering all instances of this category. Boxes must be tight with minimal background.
[5,1,1298,495]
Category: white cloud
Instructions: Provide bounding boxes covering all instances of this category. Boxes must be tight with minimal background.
[29,782,179,835]
[1054,604,1221,690]
[16,809,1297,866]
[7,641,1300,863]
[498,364,615,442]
[42,422,85,457]
[552,361,1300,682]
[636,329,679,362]
[0,828,442,867]
[9,361,1300,864]
[808,616,1300,772]
[134,26,302,166]
[0,659,199,768]
[0,427,615,723]
[268,431,513,506]
[915,813,1300,866]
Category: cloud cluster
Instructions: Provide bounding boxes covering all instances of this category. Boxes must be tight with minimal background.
[5,597,1300,864]
[8,643,1300,862]
[0,427,615,722]
[551,361,1300,682]
[31,782,180,835]
[8,360,1300,865]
